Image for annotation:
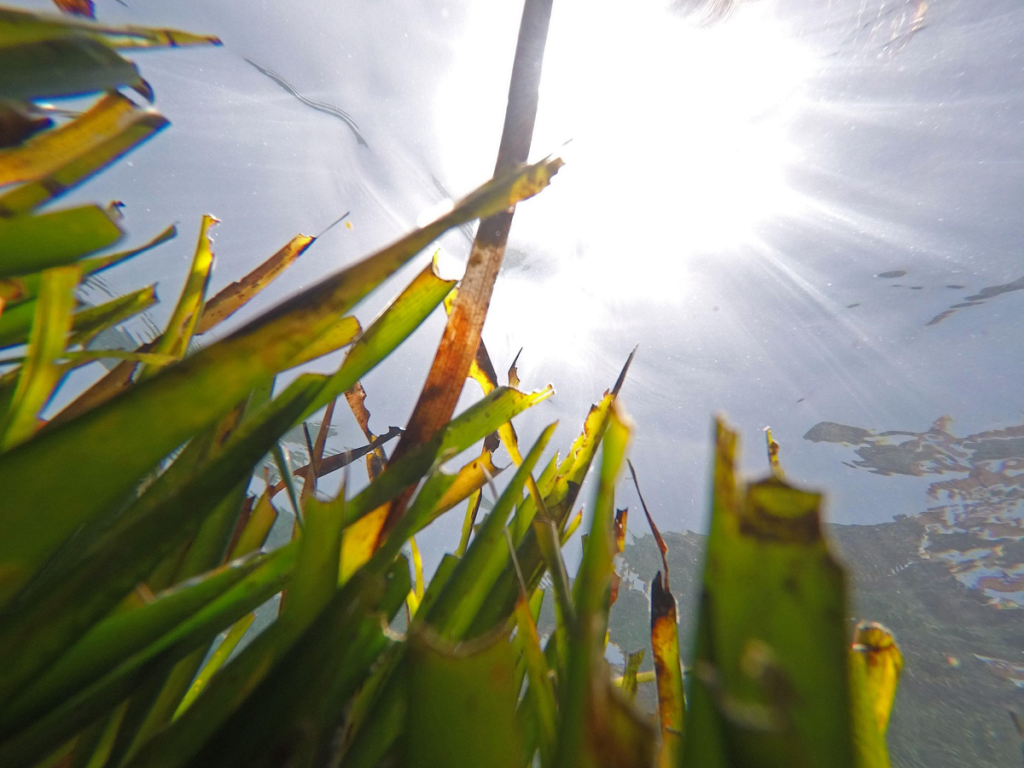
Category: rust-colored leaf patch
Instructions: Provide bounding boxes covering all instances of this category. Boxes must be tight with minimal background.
[650,571,685,768]
[344,381,388,481]
[196,234,314,335]
[610,507,627,606]
[629,459,669,588]
[508,347,522,389]
[51,0,94,18]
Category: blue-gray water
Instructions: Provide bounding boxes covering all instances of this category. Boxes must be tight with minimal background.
[15,0,1024,763]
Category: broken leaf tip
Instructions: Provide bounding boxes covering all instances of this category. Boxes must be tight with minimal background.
[852,621,901,657]
[650,571,676,622]
[544,155,566,174]
[529,383,556,402]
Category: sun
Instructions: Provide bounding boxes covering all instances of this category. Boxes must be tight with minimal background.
[436,0,813,248]
[434,0,817,364]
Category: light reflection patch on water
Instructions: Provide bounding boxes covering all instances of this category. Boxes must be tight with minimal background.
[974,655,1024,690]
[805,416,1024,608]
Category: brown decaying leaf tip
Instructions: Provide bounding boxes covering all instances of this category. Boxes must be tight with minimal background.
[0,105,51,149]
[613,345,637,396]
[344,381,374,442]
[301,401,336,499]
[628,458,669,589]
[508,347,522,389]
[610,510,626,607]
[52,0,94,18]
[650,569,685,746]
[196,234,314,335]
[650,571,675,625]
[473,337,500,390]
[344,381,388,481]
[312,400,335,472]
[614,508,628,554]
[269,425,401,498]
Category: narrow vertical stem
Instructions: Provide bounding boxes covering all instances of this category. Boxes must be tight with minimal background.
[379,0,556,540]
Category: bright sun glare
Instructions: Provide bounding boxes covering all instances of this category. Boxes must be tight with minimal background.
[434,0,817,366]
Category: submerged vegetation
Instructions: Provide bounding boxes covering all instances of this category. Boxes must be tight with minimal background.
[0,2,906,767]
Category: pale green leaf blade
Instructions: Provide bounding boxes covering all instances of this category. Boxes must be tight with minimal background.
[339,424,557,768]
[0,224,176,308]
[143,215,215,370]
[681,419,858,768]
[514,597,557,768]
[280,492,347,630]
[425,421,556,640]
[0,36,141,101]
[0,553,266,738]
[554,402,632,768]
[0,545,297,768]
[172,613,255,720]
[0,205,122,278]
[0,375,323,706]
[470,355,632,636]
[0,157,562,610]
[405,628,524,768]
[0,264,79,450]
[124,556,408,768]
